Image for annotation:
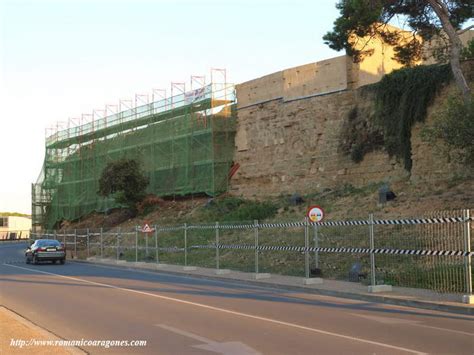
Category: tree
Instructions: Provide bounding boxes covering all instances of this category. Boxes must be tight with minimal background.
[98,159,149,210]
[323,0,473,102]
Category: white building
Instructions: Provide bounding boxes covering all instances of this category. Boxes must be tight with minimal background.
[0,215,31,240]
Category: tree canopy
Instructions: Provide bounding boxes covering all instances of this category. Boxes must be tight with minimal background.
[323,0,473,101]
[98,158,149,210]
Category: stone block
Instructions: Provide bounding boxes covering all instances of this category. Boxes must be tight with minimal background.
[303,278,323,285]
[368,285,392,293]
[462,295,474,304]
[254,273,271,280]
[215,269,231,275]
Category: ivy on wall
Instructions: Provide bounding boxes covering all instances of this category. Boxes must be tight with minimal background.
[339,101,384,163]
[341,64,453,170]
[372,64,452,170]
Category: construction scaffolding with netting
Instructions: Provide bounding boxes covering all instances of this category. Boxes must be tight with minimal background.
[32,76,236,231]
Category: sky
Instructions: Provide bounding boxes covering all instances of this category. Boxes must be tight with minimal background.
[0,0,344,214]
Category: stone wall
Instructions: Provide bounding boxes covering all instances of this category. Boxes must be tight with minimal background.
[230,29,473,199]
[237,56,349,108]
[230,59,473,198]
[231,88,408,197]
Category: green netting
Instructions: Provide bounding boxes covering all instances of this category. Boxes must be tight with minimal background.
[32,84,236,230]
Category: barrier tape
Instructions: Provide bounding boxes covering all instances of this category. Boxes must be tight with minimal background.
[155,217,471,231]
[189,244,474,257]
[158,226,185,232]
[188,225,218,230]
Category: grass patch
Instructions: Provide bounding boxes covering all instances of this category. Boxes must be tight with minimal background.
[198,196,278,223]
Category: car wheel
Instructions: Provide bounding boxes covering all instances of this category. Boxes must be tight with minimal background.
[26,257,30,264]
[33,255,39,265]
[60,259,65,265]
[52,260,57,264]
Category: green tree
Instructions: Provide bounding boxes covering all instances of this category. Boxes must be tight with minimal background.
[323,0,473,102]
[98,159,149,210]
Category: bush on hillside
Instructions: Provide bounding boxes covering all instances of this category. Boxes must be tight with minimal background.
[98,159,149,211]
[422,93,474,166]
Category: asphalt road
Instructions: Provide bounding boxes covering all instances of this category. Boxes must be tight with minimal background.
[1,242,473,354]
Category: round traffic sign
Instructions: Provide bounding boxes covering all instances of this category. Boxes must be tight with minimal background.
[307,206,324,222]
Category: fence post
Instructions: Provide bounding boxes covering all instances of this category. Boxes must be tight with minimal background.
[254,220,259,274]
[305,217,309,279]
[369,213,376,287]
[464,209,472,297]
[99,227,103,259]
[184,223,188,267]
[135,226,138,263]
[62,231,66,247]
[216,222,220,270]
[86,228,90,258]
[145,229,149,257]
[314,223,319,269]
[154,225,159,264]
[54,229,57,241]
[117,227,120,261]
[74,229,77,258]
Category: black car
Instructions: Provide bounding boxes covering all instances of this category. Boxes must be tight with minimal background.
[26,239,66,265]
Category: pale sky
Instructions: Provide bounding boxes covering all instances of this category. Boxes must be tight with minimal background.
[0,0,343,214]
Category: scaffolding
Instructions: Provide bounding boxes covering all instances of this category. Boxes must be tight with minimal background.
[32,74,236,230]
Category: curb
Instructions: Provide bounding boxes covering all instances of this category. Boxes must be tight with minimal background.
[1,306,86,355]
[73,259,474,316]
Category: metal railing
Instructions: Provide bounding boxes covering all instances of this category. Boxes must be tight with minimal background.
[31,210,473,295]
[45,83,235,147]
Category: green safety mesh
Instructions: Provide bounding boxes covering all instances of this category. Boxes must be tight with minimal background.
[32,84,236,229]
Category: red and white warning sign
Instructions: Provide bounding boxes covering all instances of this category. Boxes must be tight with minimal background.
[141,224,155,233]
[307,206,325,223]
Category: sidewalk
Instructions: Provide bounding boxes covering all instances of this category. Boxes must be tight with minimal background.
[82,257,474,316]
[0,307,84,355]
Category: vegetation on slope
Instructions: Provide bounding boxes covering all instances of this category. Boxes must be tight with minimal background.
[342,64,454,169]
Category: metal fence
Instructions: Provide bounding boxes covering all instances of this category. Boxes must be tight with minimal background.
[31,210,473,294]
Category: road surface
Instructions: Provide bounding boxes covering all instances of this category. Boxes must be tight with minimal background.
[1,242,473,354]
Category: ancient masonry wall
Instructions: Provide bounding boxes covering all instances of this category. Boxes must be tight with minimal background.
[230,55,471,198]
[231,89,406,197]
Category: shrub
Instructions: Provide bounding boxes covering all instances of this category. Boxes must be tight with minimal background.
[98,159,149,210]
[422,93,474,166]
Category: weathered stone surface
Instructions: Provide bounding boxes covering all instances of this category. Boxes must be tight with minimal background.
[231,59,473,199]
[232,90,405,197]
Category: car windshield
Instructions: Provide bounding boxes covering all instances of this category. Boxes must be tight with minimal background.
[36,240,60,247]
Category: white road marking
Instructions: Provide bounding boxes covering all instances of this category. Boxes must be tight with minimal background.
[156,324,213,344]
[4,263,426,354]
[155,324,261,355]
[351,313,474,336]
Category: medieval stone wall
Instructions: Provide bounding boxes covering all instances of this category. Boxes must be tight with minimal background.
[231,88,408,197]
[230,58,473,198]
